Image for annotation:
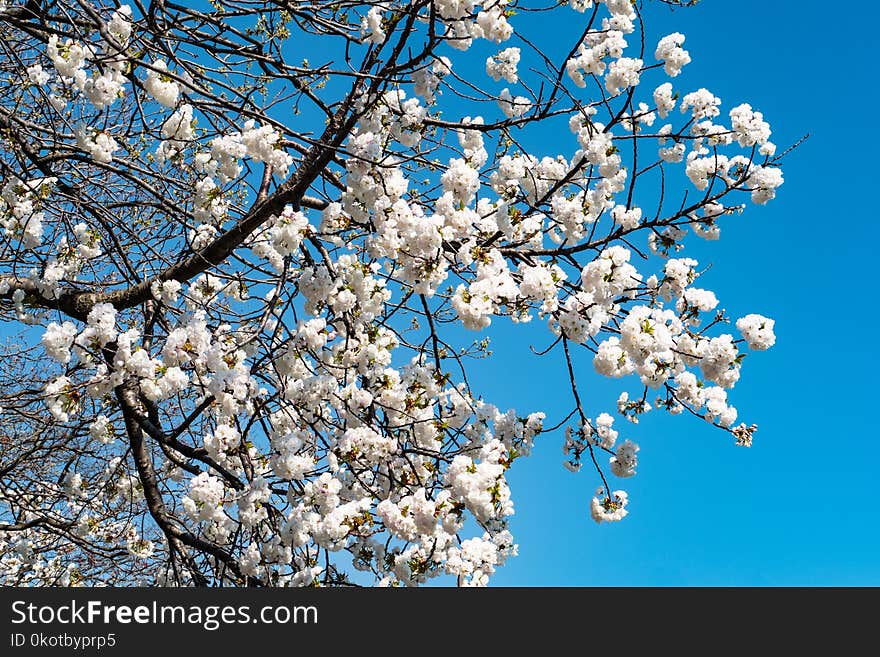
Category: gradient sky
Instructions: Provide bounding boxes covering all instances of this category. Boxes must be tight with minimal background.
[462,0,879,586]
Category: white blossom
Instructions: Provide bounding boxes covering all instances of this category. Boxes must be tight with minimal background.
[143,60,179,108]
[736,314,776,350]
[655,33,691,77]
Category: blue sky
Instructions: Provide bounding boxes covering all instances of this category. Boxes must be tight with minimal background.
[462,0,879,586]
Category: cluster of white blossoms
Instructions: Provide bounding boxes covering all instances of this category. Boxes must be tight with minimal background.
[75,126,119,164]
[605,57,643,94]
[730,104,773,149]
[240,121,295,178]
[432,0,513,51]
[654,32,691,77]
[0,177,53,249]
[413,56,452,105]
[497,88,531,118]
[590,490,629,523]
[150,279,182,304]
[579,248,778,436]
[155,104,196,163]
[143,60,180,108]
[486,47,520,83]
[39,2,295,199]
[89,414,115,444]
[360,5,388,44]
[183,473,226,523]
[42,6,132,122]
[41,321,78,364]
[566,31,627,87]
[0,0,789,587]
[187,120,293,232]
[250,206,312,271]
[46,35,94,79]
[736,314,776,351]
[26,63,51,86]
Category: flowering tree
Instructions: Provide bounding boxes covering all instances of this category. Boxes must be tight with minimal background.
[0,0,786,587]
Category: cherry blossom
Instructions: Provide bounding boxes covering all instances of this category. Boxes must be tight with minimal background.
[0,0,789,588]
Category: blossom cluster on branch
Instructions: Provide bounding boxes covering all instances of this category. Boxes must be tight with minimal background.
[0,0,784,586]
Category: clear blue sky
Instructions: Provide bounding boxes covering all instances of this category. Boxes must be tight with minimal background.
[461,0,878,586]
